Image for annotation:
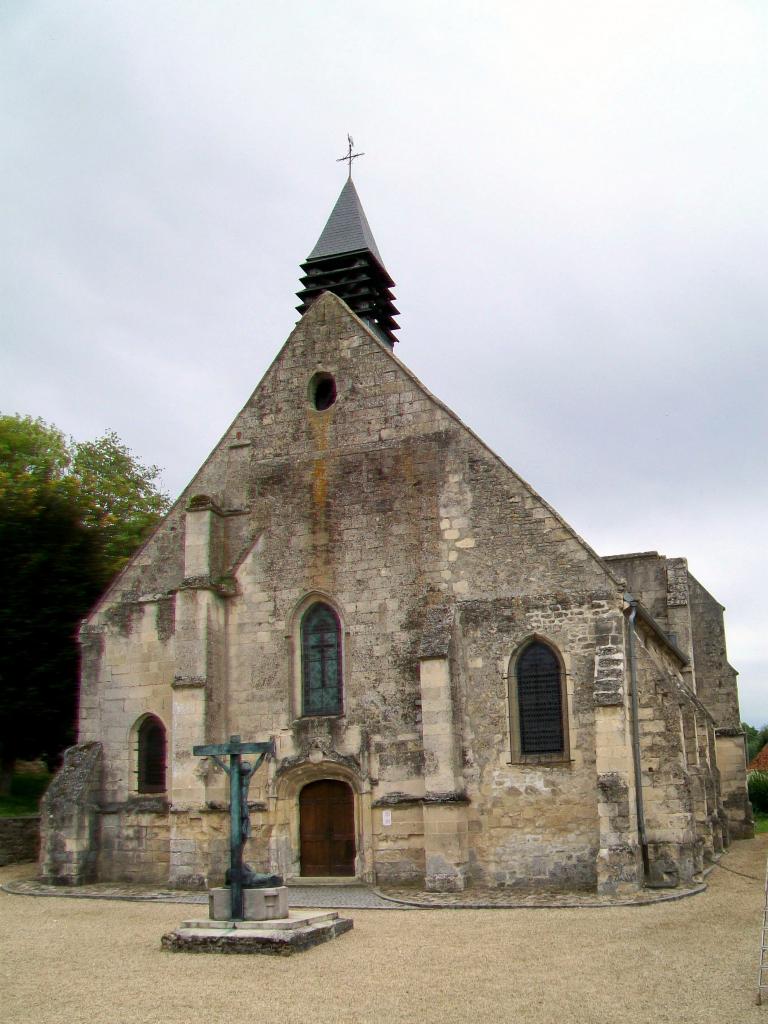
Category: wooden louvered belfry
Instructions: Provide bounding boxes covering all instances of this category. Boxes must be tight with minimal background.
[297,177,399,347]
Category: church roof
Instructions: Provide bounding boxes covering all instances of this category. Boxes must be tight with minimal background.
[307,178,384,263]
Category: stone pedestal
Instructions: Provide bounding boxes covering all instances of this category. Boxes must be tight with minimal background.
[209,886,289,921]
[161,883,353,953]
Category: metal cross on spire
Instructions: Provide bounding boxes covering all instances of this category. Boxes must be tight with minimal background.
[336,134,365,179]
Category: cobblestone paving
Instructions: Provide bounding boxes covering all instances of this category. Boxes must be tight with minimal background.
[1,879,209,904]
[375,881,707,908]
[288,886,397,909]
[2,875,706,909]
[1,878,398,909]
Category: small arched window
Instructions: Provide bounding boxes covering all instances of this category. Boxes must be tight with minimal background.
[137,715,167,793]
[514,642,565,758]
[301,602,343,716]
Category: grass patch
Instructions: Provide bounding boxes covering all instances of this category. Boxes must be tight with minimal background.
[0,771,50,817]
[753,811,768,835]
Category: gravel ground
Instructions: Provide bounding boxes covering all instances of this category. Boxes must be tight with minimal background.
[2,836,767,1024]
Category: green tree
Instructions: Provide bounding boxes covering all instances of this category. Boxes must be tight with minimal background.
[71,431,170,577]
[0,415,171,793]
[744,722,768,765]
[0,414,70,490]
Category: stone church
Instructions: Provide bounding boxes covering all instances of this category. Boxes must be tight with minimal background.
[40,176,752,895]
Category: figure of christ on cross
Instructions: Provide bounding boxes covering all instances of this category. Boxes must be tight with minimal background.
[192,735,276,920]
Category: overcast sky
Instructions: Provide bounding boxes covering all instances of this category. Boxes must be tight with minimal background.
[1,2,765,724]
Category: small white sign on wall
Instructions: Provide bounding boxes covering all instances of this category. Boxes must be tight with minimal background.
[382,810,392,827]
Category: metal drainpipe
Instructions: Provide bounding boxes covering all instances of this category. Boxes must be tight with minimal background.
[627,601,650,878]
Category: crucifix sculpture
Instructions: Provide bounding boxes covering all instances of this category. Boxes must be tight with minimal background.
[336,133,365,178]
[193,734,276,920]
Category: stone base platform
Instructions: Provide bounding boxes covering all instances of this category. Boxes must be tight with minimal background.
[209,885,288,921]
[161,911,353,955]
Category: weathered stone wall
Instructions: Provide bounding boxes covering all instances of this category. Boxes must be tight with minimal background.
[67,293,740,891]
[685,571,751,836]
[79,603,176,804]
[592,611,644,895]
[605,552,750,841]
[604,553,695,675]
[97,798,172,883]
[604,553,670,626]
[681,702,722,864]
[605,554,745,728]
[717,733,753,839]
[371,799,426,883]
[456,596,610,890]
[77,294,628,889]
[687,573,741,730]
[0,816,40,866]
[632,623,724,886]
[39,742,102,885]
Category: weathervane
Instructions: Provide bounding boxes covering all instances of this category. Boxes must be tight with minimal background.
[337,134,365,179]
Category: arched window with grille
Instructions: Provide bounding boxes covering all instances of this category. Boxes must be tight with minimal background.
[510,641,568,760]
[136,715,167,793]
[301,602,343,716]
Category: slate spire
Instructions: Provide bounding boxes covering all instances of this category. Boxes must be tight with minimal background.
[296,178,399,346]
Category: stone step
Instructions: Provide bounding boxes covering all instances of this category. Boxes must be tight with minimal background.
[180,911,338,931]
[162,914,354,954]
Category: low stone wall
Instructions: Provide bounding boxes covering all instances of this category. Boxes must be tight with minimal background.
[0,816,40,866]
[39,742,103,885]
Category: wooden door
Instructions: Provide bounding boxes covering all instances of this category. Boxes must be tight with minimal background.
[299,780,356,876]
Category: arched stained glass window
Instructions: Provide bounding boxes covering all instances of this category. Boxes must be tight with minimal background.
[137,715,167,793]
[301,603,343,716]
[516,642,564,756]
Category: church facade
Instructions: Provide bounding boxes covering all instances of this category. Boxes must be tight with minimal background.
[40,179,752,895]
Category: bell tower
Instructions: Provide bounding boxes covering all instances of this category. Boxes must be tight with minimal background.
[296,152,399,346]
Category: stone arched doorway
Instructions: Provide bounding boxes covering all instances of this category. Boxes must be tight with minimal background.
[299,779,356,877]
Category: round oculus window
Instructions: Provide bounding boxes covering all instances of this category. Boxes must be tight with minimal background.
[310,372,337,411]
